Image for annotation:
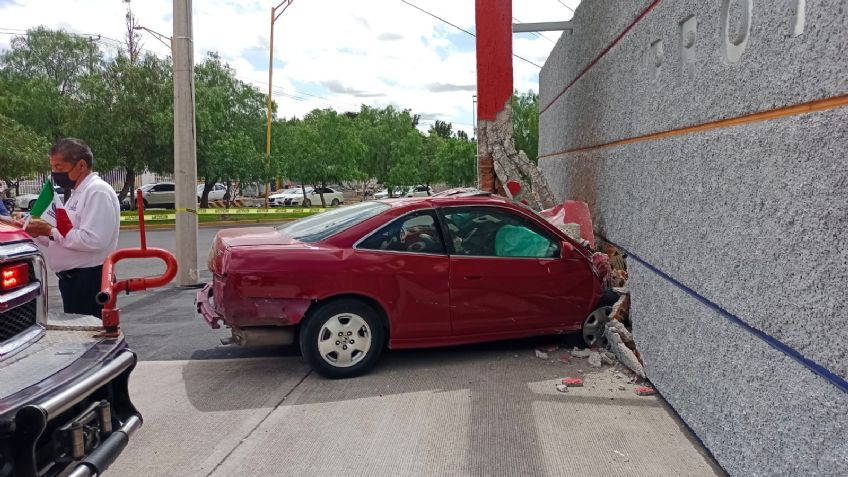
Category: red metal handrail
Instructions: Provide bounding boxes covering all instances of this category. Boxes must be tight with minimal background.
[97,189,178,336]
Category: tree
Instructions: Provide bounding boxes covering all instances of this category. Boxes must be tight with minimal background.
[429,120,453,139]
[357,105,422,196]
[0,115,49,193]
[194,53,267,207]
[436,136,476,187]
[512,90,539,163]
[69,53,173,201]
[1,27,101,97]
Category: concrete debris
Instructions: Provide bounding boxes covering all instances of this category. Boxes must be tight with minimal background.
[601,351,617,365]
[618,385,626,391]
[535,350,549,360]
[608,293,631,323]
[562,377,584,387]
[556,383,569,393]
[577,369,584,374]
[605,324,646,378]
[587,351,603,368]
[635,386,657,396]
[537,344,558,353]
[570,347,591,358]
[614,373,624,380]
[607,320,635,348]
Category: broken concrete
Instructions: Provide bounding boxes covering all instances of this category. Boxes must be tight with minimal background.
[588,351,603,368]
[477,101,556,210]
[570,347,591,358]
[605,324,645,378]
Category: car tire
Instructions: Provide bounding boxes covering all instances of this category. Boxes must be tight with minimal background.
[303,199,311,207]
[142,199,150,209]
[582,306,612,348]
[28,199,36,211]
[331,198,340,206]
[299,299,385,379]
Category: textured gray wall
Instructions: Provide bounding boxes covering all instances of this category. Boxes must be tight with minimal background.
[539,1,848,475]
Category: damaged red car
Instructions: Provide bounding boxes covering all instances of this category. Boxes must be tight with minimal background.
[197,191,608,378]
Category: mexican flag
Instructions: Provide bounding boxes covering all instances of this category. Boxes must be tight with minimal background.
[29,181,73,237]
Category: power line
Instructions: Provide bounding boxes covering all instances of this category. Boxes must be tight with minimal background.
[398,0,542,69]
[557,1,575,14]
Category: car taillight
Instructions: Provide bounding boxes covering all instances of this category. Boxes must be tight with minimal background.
[1,263,29,291]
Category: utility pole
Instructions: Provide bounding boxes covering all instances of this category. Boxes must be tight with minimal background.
[265,0,295,208]
[173,0,199,286]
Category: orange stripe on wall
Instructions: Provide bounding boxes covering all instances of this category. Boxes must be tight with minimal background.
[539,94,848,159]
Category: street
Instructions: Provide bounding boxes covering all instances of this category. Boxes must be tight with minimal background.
[56,225,725,477]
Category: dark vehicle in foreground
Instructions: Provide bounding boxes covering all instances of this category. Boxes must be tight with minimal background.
[0,223,140,477]
[198,191,607,378]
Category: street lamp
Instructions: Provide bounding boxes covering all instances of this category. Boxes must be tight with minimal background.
[264,0,295,208]
[133,25,172,50]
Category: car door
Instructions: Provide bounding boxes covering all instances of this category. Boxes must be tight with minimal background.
[440,206,593,335]
[355,209,451,339]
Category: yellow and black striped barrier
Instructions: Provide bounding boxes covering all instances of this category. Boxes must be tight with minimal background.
[120,208,326,222]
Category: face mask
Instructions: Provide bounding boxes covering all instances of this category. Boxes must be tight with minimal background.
[52,171,76,189]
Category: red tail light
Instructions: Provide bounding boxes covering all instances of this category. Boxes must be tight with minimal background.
[1,263,29,291]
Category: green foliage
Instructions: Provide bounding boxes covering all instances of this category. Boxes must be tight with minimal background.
[0,27,486,194]
[0,114,49,183]
[512,90,539,163]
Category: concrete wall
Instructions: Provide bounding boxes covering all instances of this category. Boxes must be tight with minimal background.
[538,1,848,475]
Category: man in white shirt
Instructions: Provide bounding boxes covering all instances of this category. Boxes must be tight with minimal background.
[24,138,120,317]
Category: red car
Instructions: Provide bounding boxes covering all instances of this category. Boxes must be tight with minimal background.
[197,191,607,378]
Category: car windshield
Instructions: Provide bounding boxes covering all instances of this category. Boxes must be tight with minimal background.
[276,202,389,243]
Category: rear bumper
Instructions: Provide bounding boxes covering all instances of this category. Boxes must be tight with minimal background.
[1,347,141,477]
[196,282,222,329]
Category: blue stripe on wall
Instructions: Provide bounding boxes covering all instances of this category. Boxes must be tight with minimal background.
[602,238,848,394]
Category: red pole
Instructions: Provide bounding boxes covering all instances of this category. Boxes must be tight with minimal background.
[475,0,513,193]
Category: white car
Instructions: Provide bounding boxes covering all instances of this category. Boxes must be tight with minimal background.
[136,182,175,209]
[405,185,433,197]
[14,186,65,211]
[197,183,228,202]
[268,186,344,207]
[373,186,407,200]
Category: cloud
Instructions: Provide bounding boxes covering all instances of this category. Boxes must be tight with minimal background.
[426,82,475,93]
[0,0,579,137]
[377,33,403,42]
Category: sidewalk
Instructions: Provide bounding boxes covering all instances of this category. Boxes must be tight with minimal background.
[111,346,725,477]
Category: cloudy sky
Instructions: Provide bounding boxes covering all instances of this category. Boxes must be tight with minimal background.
[0,0,578,136]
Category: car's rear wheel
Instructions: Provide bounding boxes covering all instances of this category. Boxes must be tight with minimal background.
[582,306,612,348]
[142,199,150,209]
[300,299,384,379]
[331,198,340,206]
[28,199,36,211]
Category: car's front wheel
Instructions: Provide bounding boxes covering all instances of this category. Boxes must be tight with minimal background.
[582,306,612,348]
[303,199,312,207]
[331,198,340,206]
[300,299,385,379]
[28,199,36,211]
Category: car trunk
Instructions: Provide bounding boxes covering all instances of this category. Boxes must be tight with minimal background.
[208,227,304,275]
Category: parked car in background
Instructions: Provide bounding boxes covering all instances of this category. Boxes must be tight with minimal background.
[14,186,65,211]
[197,183,228,203]
[197,191,607,379]
[0,222,142,476]
[373,186,407,200]
[405,185,433,197]
[268,187,344,207]
[136,182,175,209]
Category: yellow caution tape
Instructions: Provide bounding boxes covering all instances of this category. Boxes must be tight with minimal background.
[120,207,325,222]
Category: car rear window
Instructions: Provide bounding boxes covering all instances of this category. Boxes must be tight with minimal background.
[276,202,390,242]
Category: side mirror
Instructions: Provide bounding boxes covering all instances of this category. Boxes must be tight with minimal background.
[561,240,576,259]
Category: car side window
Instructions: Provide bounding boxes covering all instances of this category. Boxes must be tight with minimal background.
[358,210,446,255]
[441,207,559,258]
[161,184,175,192]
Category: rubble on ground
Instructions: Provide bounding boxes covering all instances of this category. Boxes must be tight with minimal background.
[562,377,584,387]
[587,351,603,368]
[634,386,657,396]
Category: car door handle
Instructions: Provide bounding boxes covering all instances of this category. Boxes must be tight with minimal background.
[464,275,482,280]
